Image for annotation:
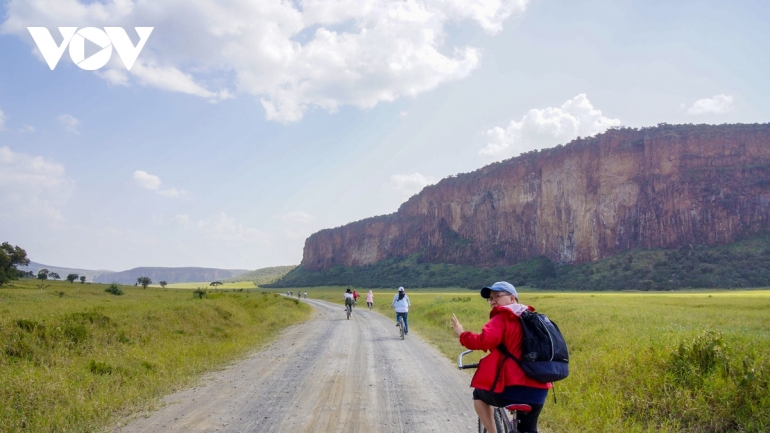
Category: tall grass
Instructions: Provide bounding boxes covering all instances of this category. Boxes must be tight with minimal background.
[0,279,310,432]
[289,286,770,432]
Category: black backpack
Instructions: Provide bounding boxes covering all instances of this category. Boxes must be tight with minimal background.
[497,310,569,383]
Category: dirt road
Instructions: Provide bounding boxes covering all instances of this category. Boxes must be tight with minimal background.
[115,298,477,433]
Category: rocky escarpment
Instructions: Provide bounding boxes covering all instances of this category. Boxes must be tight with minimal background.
[302,123,770,270]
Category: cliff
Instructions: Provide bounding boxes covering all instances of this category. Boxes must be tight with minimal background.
[302,123,770,270]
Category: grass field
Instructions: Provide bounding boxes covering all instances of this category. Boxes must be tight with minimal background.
[280,286,770,432]
[158,281,257,289]
[0,279,310,433]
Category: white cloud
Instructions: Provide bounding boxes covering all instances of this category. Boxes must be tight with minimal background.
[172,212,268,244]
[480,94,621,158]
[133,170,188,197]
[278,211,316,224]
[1,0,528,122]
[130,62,232,102]
[95,68,129,86]
[0,107,6,130]
[57,114,80,134]
[683,94,734,115]
[133,170,161,190]
[156,187,188,198]
[0,146,74,224]
[389,172,438,195]
[19,124,35,133]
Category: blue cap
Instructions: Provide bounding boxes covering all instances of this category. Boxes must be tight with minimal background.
[480,281,518,300]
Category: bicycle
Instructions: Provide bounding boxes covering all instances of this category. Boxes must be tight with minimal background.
[397,316,405,340]
[346,304,352,320]
[458,350,532,433]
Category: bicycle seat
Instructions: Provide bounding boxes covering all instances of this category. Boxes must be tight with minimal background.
[504,404,532,413]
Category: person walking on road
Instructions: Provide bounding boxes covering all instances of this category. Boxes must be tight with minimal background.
[451,281,551,433]
[366,290,374,309]
[392,287,410,334]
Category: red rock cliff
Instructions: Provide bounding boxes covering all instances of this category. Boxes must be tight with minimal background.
[302,124,770,270]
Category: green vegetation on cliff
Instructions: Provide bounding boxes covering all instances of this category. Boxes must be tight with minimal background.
[222,265,296,284]
[266,236,770,290]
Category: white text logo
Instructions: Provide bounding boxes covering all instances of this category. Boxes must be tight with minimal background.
[27,27,153,71]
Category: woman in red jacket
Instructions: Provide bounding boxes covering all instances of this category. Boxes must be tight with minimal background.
[451,281,551,433]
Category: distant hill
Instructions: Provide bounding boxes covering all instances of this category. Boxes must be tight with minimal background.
[20,261,114,283]
[93,267,250,284]
[223,265,297,285]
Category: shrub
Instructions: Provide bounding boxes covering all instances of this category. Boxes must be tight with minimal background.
[668,330,730,387]
[105,282,123,296]
[192,288,207,299]
[16,319,42,333]
[63,325,89,344]
[88,360,113,375]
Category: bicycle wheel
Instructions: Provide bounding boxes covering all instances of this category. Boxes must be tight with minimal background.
[346,305,351,320]
[477,408,507,433]
[399,317,405,340]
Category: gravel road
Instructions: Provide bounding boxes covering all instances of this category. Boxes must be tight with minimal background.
[115,298,478,433]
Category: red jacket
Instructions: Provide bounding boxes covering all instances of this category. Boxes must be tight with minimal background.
[459,304,552,393]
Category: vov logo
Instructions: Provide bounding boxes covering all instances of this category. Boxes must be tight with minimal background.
[27,27,153,71]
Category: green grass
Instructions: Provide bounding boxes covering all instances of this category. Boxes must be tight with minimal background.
[158,281,258,289]
[275,286,770,432]
[222,265,296,284]
[0,278,311,433]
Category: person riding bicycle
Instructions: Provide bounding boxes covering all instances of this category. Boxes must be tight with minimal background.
[451,281,551,433]
[343,288,355,316]
[366,290,374,309]
[352,290,359,307]
[391,287,410,334]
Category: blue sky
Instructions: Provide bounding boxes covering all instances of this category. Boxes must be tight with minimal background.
[1,0,768,271]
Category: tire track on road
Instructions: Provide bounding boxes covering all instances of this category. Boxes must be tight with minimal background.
[115,298,476,433]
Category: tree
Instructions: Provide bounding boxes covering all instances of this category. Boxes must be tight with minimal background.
[49,272,61,281]
[38,269,49,281]
[210,281,223,287]
[80,275,86,284]
[159,280,167,288]
[67,273,79,283]
[0,242,30,286]
[137,276,151,289]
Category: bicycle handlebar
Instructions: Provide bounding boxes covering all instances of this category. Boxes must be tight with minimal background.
[457,350,479,369]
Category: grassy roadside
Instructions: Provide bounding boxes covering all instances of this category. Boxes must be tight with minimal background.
[158,281,257,289]
[272,286,770,432]
[0,279,311,433]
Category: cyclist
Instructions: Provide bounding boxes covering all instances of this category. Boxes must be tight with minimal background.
[366,290,374,309]
[304,291,307,299]
[352,289,359,307]
[343,288,355,316]
[451,281,551,433]
[391,287,410,334]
